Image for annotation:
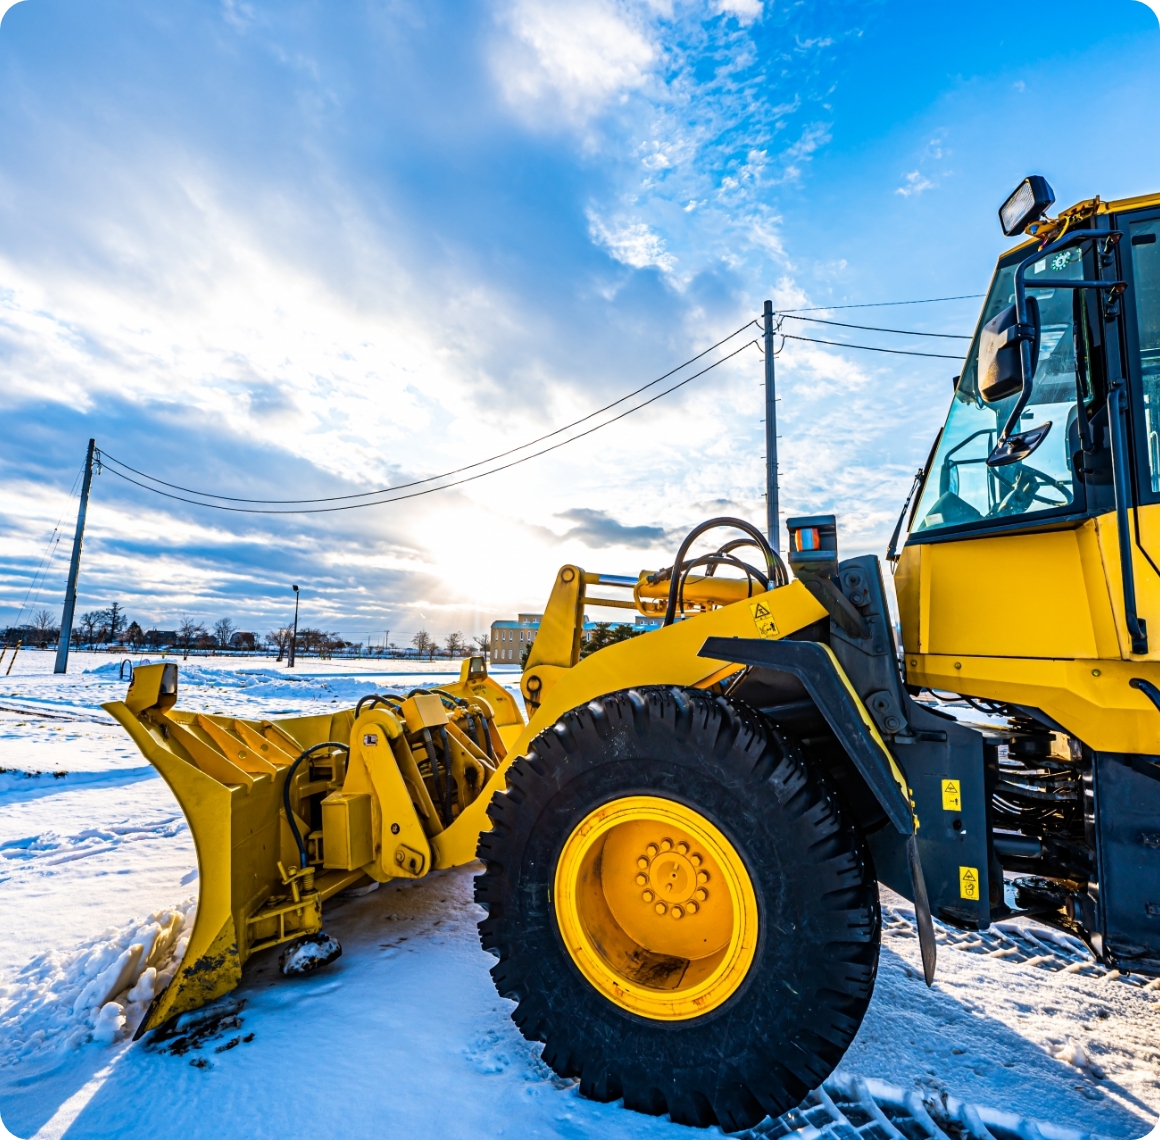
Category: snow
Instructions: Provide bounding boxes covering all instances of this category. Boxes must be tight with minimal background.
[0,649,1157,1140]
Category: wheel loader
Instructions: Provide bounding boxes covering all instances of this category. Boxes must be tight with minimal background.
[104,177,1160,1130]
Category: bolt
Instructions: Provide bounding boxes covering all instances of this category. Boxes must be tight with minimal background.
[694,888,707,902]
[642,890,654,903]
[690,853,702,866]
[637,857,649,869]
[395,850,404,864]
[636,874,647,886]
[655,902,667,915]
[672,906,684,920]
[660,839,672,852]
[686,901,698,914]
[676,842,688,855]
[646,844,658,858]
[697,871,709,885]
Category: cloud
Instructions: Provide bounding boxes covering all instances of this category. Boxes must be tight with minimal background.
[491,0,656,128]
[587,212,676,272]
[715,0,763,23]
[556,508,667,548]
[895,170,935,197]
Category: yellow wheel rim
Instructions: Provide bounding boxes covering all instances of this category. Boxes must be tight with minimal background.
[553,795,759,1021]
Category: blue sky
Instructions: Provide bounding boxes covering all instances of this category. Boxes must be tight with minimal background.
[1,0,1158,647]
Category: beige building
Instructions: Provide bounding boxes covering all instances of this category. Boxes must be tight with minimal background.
[490,613,542,665]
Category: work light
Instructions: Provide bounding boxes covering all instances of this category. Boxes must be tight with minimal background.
[999,176,1055,237]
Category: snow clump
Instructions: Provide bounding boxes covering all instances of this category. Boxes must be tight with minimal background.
[0,899,196,1065]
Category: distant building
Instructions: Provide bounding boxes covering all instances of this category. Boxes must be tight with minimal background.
[489,613,661,665]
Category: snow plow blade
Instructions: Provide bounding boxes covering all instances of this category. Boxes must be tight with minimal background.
[104,659,517,1034]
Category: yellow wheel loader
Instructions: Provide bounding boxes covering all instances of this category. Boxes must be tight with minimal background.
[105,177,1160,1130]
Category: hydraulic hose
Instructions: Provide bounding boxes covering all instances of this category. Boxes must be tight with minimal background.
[284,741,350,868]
[662,518,787,626]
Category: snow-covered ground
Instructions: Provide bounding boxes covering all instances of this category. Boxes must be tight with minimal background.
[0,649,1157,1140]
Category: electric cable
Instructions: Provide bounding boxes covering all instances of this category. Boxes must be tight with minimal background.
[96,320,760,507]
[97,339,760,515]
[778,333,963,360]
[780,314,971,340]
[780,293,985,313]
[10,464,84,629]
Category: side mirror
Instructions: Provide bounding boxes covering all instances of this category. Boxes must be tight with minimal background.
[978,297,1040,404]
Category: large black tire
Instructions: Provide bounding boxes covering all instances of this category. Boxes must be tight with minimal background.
[475,686,880,1131]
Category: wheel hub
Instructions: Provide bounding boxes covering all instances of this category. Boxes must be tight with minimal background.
[637,840,709,918]
[553,795,758,1021]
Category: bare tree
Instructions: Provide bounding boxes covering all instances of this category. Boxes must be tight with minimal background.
[213,618,236,652]
[265,627,292,662]
[125,621,145,650]
[472,633,491,654]
[411,630,435,659]
[444,631,466,659]
[177,617,206,660]
[31,609,56,648]
[79,610,102,648]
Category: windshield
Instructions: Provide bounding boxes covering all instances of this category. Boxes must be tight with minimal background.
[911,244,1088,535]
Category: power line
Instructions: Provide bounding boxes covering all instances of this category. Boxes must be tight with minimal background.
[10,464,84,627]
[779,333,963,360]
[98,319,761,507]
[780,293,985,313]
[97,339,761,516]
[780,314,971,340]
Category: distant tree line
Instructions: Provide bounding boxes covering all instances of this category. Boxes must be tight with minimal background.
[3,605,489,661]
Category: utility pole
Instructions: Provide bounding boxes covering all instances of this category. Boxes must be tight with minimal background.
[55,439,96,675]
[763,301,780,554]
[288,584,300,668]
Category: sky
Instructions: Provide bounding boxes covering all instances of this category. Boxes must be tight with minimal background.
[1,0,1159,649]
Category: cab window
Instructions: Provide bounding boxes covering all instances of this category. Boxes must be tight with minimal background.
[1129,216,1160,493]
[911,245,1087,535]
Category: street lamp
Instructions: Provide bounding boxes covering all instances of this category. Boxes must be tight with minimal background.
[289,584,300,668]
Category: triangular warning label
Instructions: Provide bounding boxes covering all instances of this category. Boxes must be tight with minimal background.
[753,603,770,619]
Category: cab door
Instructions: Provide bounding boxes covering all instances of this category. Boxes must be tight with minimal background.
[896,234,1123,672]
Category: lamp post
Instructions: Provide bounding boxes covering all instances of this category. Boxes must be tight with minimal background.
[289,584,300,668]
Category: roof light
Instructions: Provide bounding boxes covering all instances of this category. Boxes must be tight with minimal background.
[999,176,1055,237]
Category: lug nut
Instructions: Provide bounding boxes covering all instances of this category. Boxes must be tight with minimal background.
[676,842,688,855]
[697,871,709,885]
[646,844,658,858]
[694,888,707,902]
[636,873,647,886]
[691,854,702,866]
[686,901,698,914]
[660,839,672,852]
[655,902,667,915]
[637,857,649,870]
[671,906,683,920]
[642,890,654,903]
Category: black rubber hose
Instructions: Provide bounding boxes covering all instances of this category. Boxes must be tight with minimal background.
[438,726,453,821]
[283,741,350,868]
[663,518,786,627]
[354,693,401,718]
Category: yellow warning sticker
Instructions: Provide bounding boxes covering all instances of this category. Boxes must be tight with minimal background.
[749,601,778,639]
[941,779,961,811]
[959,865,980,901]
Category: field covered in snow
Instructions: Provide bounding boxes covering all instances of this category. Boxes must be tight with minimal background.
[1,649,1159,1140]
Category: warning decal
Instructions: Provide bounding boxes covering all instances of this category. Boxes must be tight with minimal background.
[941,779,961,811]
[749,601,779,639]
[959,865,980,901]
